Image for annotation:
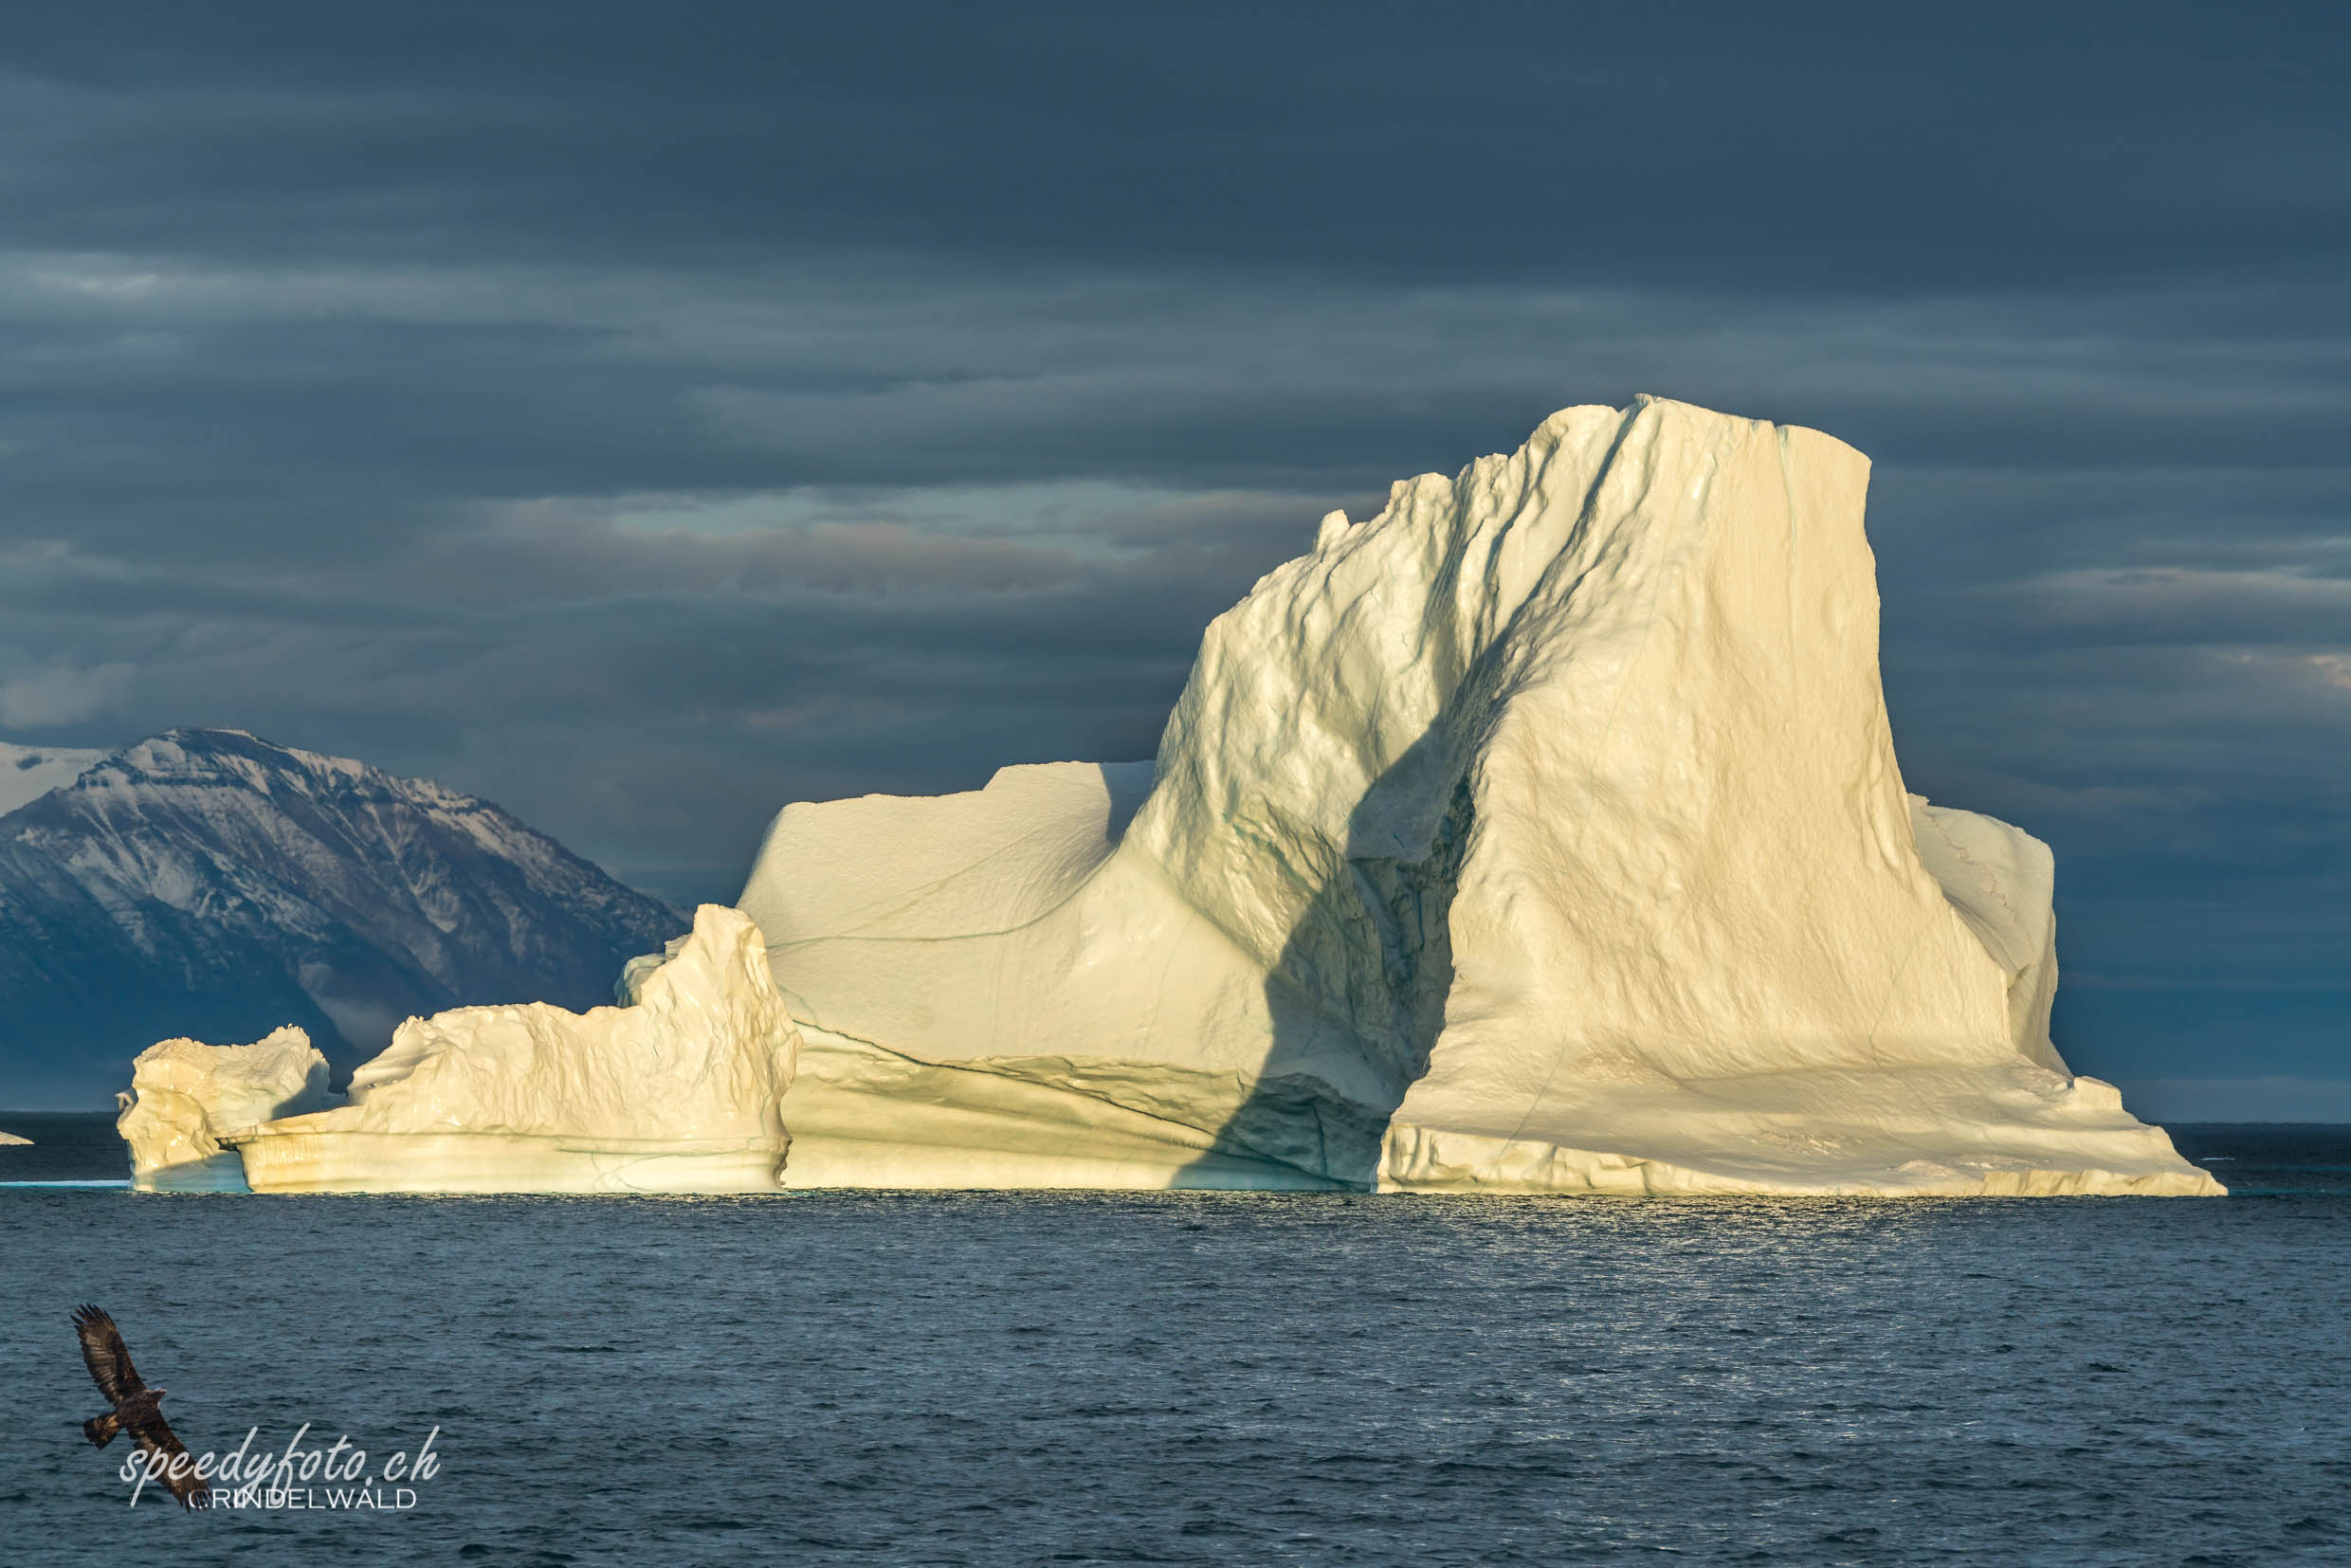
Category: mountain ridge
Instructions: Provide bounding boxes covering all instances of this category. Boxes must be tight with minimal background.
[0,727,684,1106]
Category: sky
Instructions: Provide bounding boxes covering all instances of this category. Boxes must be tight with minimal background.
[1,2,2344,1117]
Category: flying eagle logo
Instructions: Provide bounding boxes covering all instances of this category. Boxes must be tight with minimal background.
[74,1304,212,1509]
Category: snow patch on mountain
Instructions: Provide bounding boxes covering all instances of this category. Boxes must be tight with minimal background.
[0,741,105,816]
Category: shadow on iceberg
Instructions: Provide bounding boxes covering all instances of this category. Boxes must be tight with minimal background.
[1176,716,1475,1192]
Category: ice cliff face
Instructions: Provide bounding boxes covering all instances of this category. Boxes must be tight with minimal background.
[0,728,683,1104]
[118,1026,337,1191]
[739,397,2218,1196]
[196,906,798,1194]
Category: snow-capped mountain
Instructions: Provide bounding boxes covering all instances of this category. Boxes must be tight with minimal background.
[0,728,685,1105]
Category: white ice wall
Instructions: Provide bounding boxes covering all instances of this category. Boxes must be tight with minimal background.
[740,398,2216,1195]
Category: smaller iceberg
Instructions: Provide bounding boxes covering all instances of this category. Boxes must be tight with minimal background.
[118,1026,337,1191]
[126,905,800,1194]
[233,905,799,1193]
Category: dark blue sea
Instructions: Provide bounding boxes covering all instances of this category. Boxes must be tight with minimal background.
[2,1115,2344,1566]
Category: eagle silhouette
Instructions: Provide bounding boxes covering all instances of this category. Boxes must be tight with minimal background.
[74,1304,211,1508]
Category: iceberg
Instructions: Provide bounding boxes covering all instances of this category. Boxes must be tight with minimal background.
[118,1026,337,1191]
[741,397,2219,1195]
[191,905,798,1193]
[117,398,2217,1198]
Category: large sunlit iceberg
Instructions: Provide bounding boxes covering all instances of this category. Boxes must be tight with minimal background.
[740,397,2219,1195]
[122,397,2219,1197]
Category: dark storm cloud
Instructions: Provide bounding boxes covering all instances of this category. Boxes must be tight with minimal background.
[0,3,2345,1103]
[6,3,2345,291]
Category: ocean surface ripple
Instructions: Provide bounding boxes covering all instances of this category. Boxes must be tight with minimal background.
[3,1117,2344,1566]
